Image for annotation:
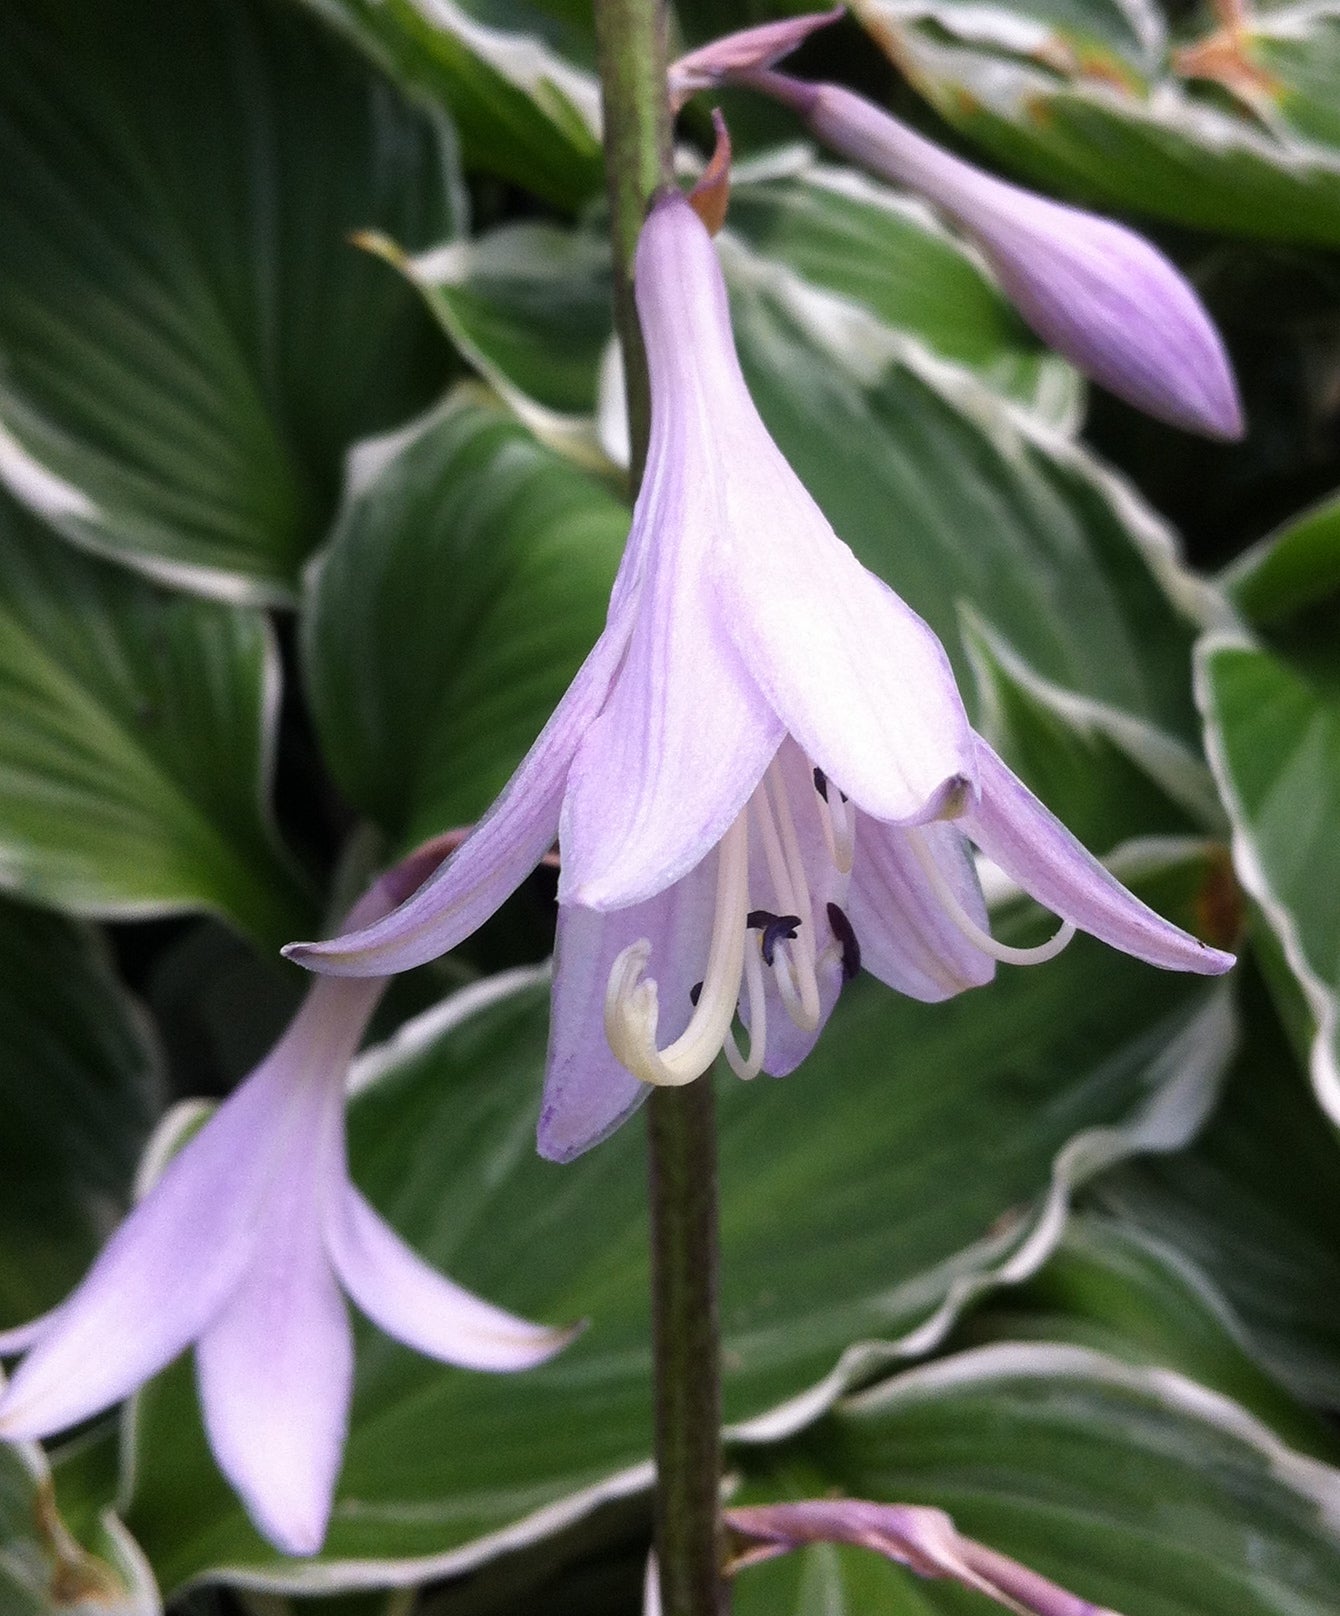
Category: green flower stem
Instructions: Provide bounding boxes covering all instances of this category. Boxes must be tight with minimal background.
[594,0,674,484]
[647,1077,728,1615]
[592,2,729,1611]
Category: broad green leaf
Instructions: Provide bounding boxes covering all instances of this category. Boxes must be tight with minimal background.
[0,1437,158,1616]
[731,1342,1340,1616]
[380,152,1081,471]
[852,0,1340,245]
[1224,487,1340,626]
[1197,636,1340,1123]
[122,866,1233,1589]
[1097,967,1340,1410]
[0,899,161,1330]
[0,0,460,602]
[959,1212,1337,1459]
[722,236,1212,741]
[0,495,313,948]
[304,389,626,851]
[962,615,1222,852]
[366,227,614,467]
[296,0,603,210]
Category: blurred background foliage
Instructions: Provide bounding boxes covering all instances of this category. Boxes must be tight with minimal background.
[1,0,1339,1611]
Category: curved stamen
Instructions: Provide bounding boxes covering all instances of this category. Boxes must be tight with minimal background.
[770,939,821,1031]
[605,814,751,1086]
[761,766,823,1024]
[747,909,801,965]
[724,934,768,1080]
[812,767,854,874]
[908,828,1075,966]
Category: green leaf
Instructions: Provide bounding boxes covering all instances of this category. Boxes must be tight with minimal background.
[1223,488,1340,627]
[0,1437,158,1616]
[295,0,603,210]
[367,227,614,467]
[303,390,626,850]
[959,1211,1337,1460]
[852,0,1340,245]
[0,898,161,1330]
[962,614,1222,852]
[122,868,1233,1589]
[0,0,460,602]
[0,495,312,947]
[732,1341,1340,1615]
[1197,636,1340,1125]
[722,235,1211,740]
[1097,966,1340,1411]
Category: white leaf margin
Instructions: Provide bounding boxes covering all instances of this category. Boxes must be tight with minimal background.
[1195,630,1340,1126]
[137,944,1237,1594]
[836,1338,1340,1532]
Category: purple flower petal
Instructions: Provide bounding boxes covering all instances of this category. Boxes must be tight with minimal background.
[633,193,977,827]
[196,1239,353,1557]
[285,615,635,975]
[0,1062,286,1440]
[804,85,1243,439]
[539,856,719,1160]
[964,736,1235,974]
[848,817,996,1001]
[740,739,848,1075]
[669,9,844,108]
[328,1186,574,1368]
[557,225,786,908]
[195,1072,352,1557]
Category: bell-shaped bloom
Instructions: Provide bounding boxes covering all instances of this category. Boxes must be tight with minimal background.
[284,191,1232,1165]
[0,846,573,1557]
[672,17,1242,439]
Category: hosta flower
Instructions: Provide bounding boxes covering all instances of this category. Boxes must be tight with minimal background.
[673,14,1243,439]
[0,844,571,1556]
[285,191,1232,1164]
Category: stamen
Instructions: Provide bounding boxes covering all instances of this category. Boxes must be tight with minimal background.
[724,934,768,1081]
[811,765,854,875]
[770,939,821,1031]
[826,902,862,981]
[907,829,1075,966]
[605,814,751,1086]
[751,769,825,1030]
[747,909,802,966]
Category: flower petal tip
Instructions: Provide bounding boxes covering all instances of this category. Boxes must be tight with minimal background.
[669,9,844,106]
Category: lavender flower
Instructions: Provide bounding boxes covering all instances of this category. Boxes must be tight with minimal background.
[285,191,1232,1164]
[673,14,1242,438]
[0,844,572,1556]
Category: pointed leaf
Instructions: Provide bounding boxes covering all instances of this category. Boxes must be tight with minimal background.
[731,1342,1340,1615]
[0,899,161,1333]
[123,858,1232,1589]
[295,0,603,209]
[304,391,626,850]
[1197,636,1340,1123]
[0,498,312,946]
[853,0,1340,245]
[0,0,459,600]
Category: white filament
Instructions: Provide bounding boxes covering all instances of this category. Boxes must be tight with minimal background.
[724,934,768,1080]
[908,827,1075,966]
[604,814,751,1086]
